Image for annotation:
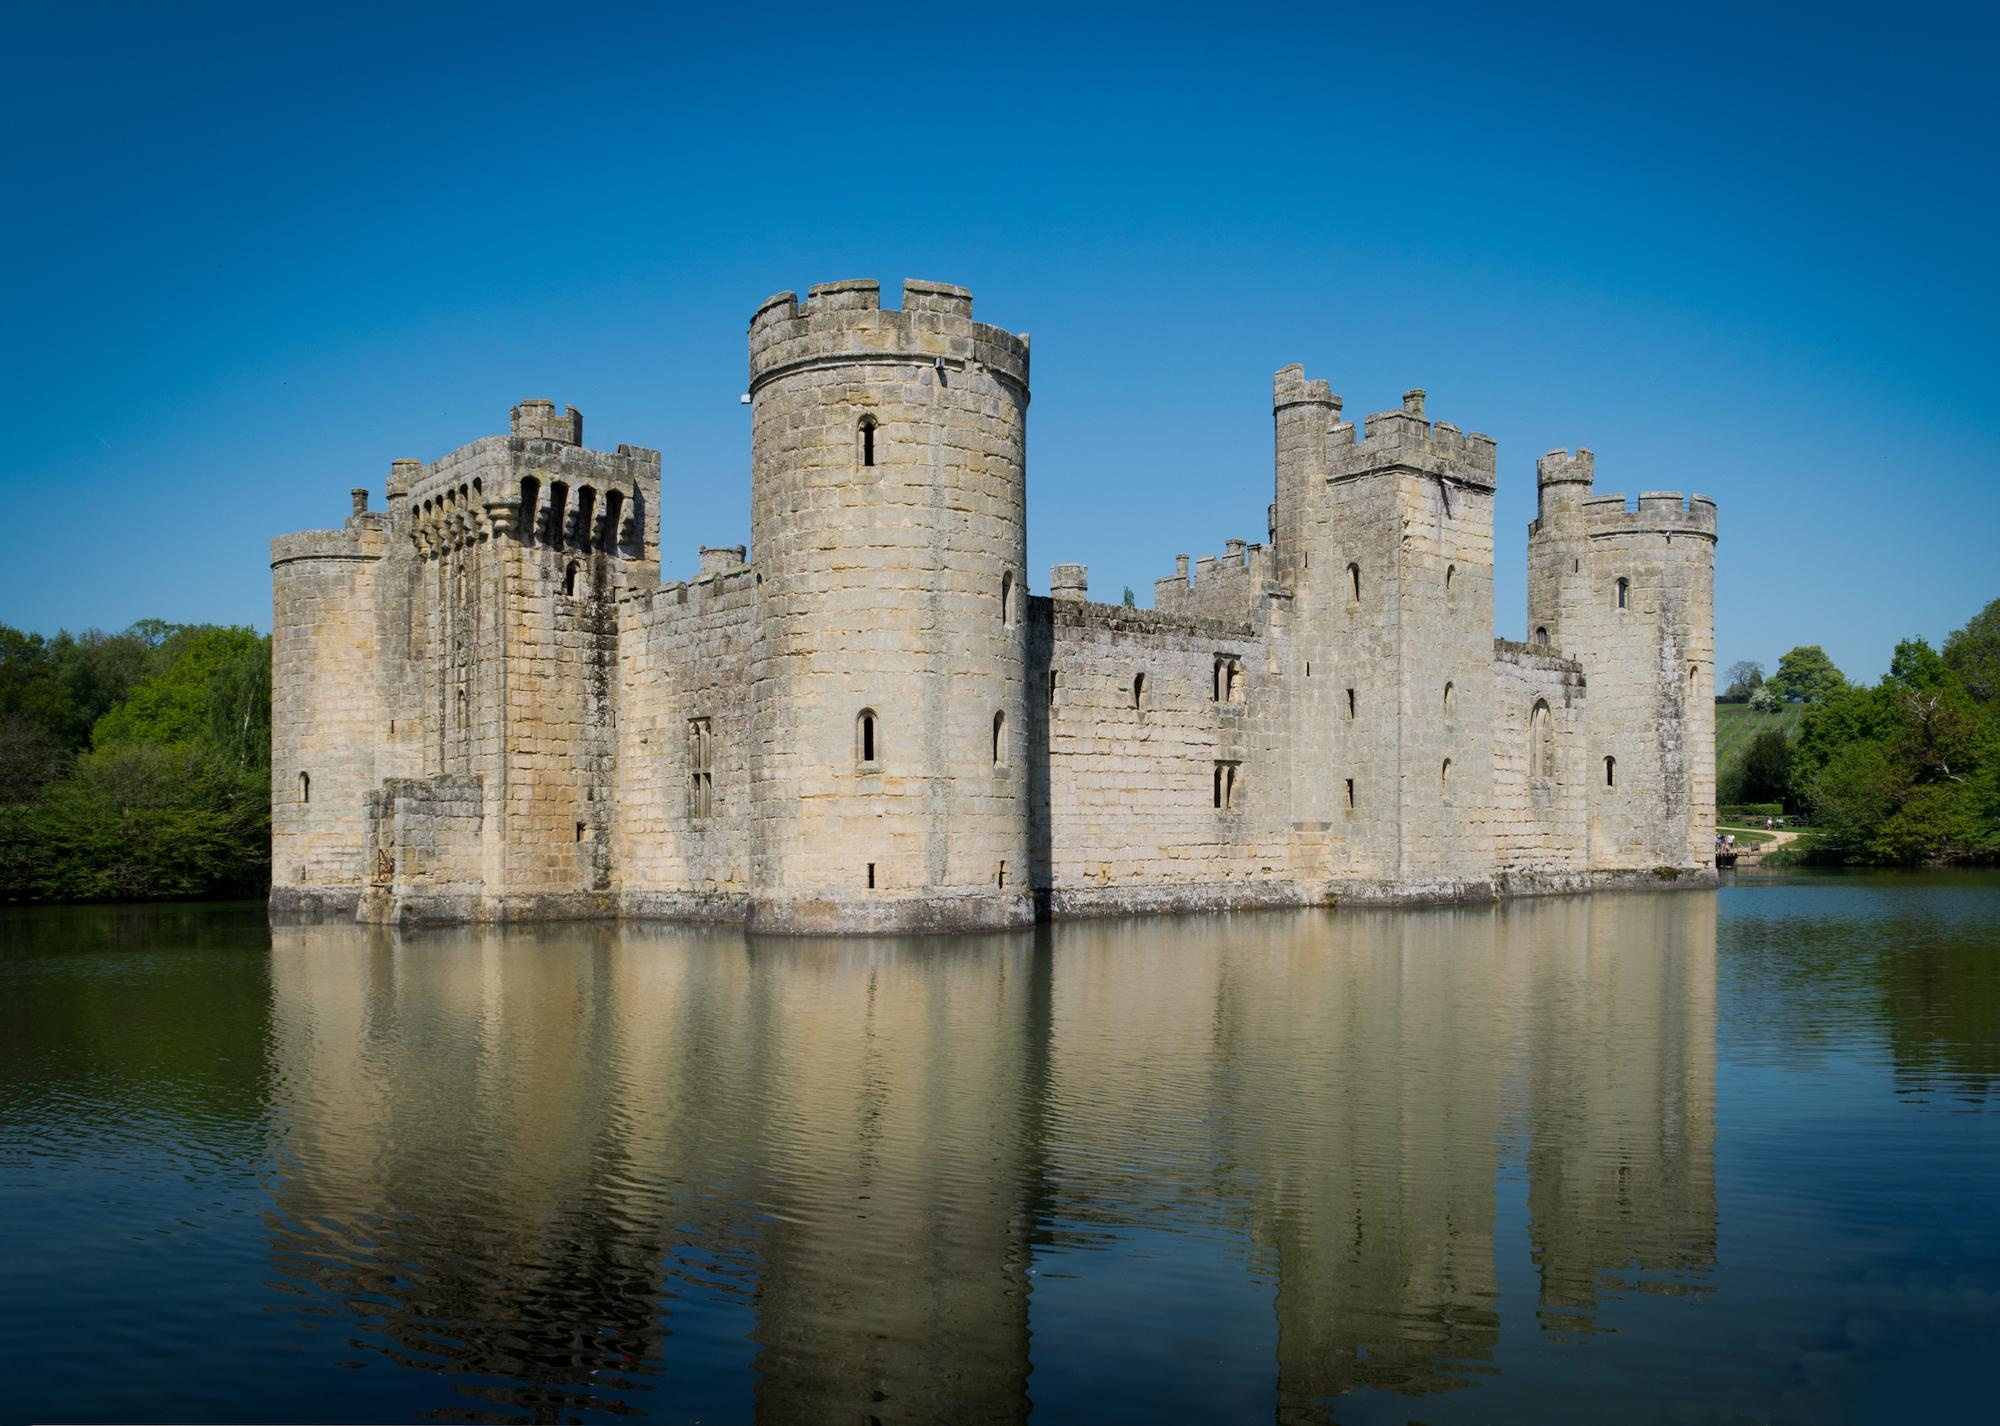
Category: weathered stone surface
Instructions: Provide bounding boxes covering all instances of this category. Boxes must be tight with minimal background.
[270,282,1717,932]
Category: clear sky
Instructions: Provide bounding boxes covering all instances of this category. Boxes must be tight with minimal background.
[2,0,1994,685]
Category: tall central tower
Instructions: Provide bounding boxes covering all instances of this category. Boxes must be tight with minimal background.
[745,279,1033,932]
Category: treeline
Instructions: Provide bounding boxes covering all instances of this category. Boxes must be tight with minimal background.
[0,622,271,901]
[1725,598,2000,865]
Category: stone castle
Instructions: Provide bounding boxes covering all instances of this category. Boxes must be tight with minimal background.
[271,278,1717,932]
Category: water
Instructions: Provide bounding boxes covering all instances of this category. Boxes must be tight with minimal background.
[2,874,1996,1424]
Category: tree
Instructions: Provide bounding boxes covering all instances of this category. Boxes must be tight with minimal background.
[1723,659,1764,702]
[1749,685,1782,713]
[1739,728,1794,805]
[1122,585,1137,609]
[1769,645,1847,705]
[1943,596,2000,704]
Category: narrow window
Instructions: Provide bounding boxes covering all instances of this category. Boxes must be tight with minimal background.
[1228,660,1244,703]
[1133,672,1147,711]
[992,709,1007,766]
[1346,688,1356,720]
[1535,625,1550,648]
[1001,570,1015,626]
[1348,562,1362,602]
[518,477,540,546]
[563,561,579,596]
[859,415,877,467]
[547,481,569,550]
[997,860,1007,888]
[1305,661,1311,677]
[576,821,587,842]
[1441,757,1452,793]
[1445,564,1456,597]
[867,862,876,889]
[299,771,310,804]
[604,489,625,556]
[1214,657,1226,702]
[857,709,878,764]
[1048,669,1059,709]
[1344,778,1356,810]
[1443,681,1454,718]
[1214,763,1225,808]
[1531,699,1554,780]
[687,718,713,819]
[1604,755,1617,787]
[1212,761,1239,810]
[1616,577,1629,610]
[574,486,597,553]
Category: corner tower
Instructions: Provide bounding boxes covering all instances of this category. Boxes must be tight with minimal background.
[745,280,1033,932]
[1529,465,1717,872]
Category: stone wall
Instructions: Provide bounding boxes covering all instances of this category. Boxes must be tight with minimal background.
[616,564,757,919]
[1491,642,1588,878]
[1031,597,1302,916]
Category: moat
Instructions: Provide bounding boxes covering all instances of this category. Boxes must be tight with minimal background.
[3,875,1996,1423]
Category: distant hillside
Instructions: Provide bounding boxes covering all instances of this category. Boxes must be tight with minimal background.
[1715,700,1805,790]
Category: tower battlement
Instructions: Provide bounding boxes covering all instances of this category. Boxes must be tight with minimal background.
[1578,492,1718,539]
[1329,387,1497,486]
[1536,448,1595,486]
[748,278,1030,394]
[510,399,583,446]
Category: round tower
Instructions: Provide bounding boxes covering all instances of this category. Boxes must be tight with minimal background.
[1525,448,1595,652]
[745,279,1033,932]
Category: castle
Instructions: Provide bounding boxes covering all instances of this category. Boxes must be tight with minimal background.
[270,278,1717,932]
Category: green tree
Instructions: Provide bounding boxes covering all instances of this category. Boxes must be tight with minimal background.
[1943,595,2000,704]
[1122,585,1137,608]
[1769,644,1847,704]
[1739,728,1794,805]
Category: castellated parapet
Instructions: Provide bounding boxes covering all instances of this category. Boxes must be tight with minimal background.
[272,279,1718,931]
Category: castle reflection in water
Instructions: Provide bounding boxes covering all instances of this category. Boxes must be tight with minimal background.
[264,894,1716,1423]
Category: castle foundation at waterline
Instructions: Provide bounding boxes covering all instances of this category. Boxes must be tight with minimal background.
[270,280,1717,933]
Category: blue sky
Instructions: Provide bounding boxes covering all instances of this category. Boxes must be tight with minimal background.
[2,0,1993,684]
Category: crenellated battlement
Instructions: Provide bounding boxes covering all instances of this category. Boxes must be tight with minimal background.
[1327,387,1497,488]
[1578,491,1718,540]
[1536,448,1595,486]
[1272,364,1342,416]
[747,278,1030,395]
[510,399,583,446]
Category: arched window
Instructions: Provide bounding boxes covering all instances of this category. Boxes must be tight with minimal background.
[857,709,878,765]
[1443,681,1455,718]
[518,477,540,546]
[574,486,597,552]
[603,489,625,557]
[992,709,1007,766]
[858,415,878,468]
[1348,562,1362,602]
[1133,672,1147,711]
[547,481,569,550]
[1530,699,1554,780]
[563,561,579,595]
[1227,661,1243,703]
[1534,625,1550,648]
[1445,564,1456,599]
[1615,577,1629,610]
[1604,755,1617,787]
[1441,757,1452,793]
[1001,570,1015,626]
[299,771,310,804]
